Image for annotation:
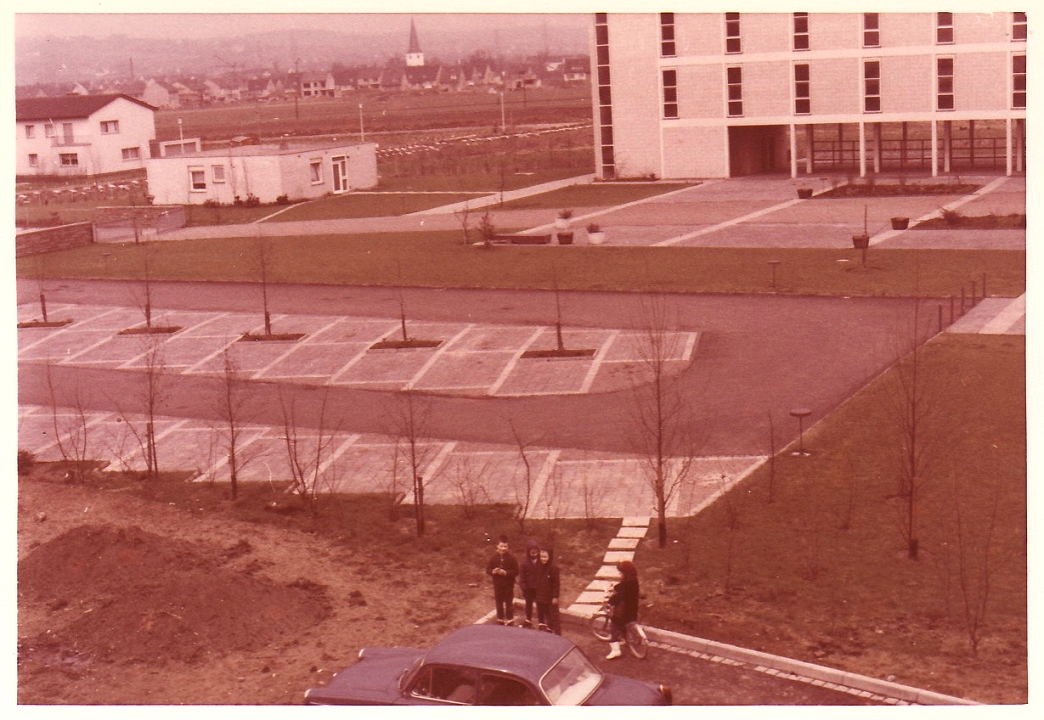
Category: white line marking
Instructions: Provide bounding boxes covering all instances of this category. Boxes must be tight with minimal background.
[403,325,472,390]
[654,196,803,247]
[488,326,546,396]
[579,330,619,393]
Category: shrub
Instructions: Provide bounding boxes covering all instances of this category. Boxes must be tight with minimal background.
[18,449,35,476]
[275,194,290,205]
[941,208,963,226]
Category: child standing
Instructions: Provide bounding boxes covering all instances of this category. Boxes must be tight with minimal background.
[485,535,519,625]
[534,547,561,634]
[517,539,542,628]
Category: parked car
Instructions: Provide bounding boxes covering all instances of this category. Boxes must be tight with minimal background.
[304,623,672,706]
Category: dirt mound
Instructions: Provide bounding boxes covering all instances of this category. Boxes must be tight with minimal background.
[18,524,332,665]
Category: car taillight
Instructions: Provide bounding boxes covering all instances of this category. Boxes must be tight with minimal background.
[660,685,673,705]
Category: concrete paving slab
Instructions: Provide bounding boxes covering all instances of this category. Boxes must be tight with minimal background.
[410,349,516,390]
[608,537,641,549]
[255,341,369,379]
[493,355,594,396]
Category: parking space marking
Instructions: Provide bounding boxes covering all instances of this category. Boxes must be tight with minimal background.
[404,325,473,390]
[654,197,803,247]
[579,330,619,394]
[488,326,545,396]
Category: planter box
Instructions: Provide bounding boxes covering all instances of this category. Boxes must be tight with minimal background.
[891,217,910,230]
[797,188,813,199]
[495,234,552,245]
[558,232,574,245]
[852,234,870,249]
[588,231,606,245]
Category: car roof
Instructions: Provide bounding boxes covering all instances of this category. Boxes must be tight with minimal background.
[424,624,574,678]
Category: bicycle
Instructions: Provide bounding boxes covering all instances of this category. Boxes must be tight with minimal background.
[588,596,649,659]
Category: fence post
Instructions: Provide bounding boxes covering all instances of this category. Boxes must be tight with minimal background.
[938,305,943,333]
[950,296,954,324]
[960,287,966,315]
[982,272,987,300]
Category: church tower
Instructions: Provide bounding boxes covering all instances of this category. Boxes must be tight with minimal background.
[406,18,425,67]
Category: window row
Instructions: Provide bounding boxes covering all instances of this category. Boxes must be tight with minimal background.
[23,120,121,138]
[660,56,1027,119]
[657,12,1027,57]
[188,159,329,191]
[25,147,142,168]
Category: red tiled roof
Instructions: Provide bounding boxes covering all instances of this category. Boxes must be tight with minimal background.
[15,94,155,122]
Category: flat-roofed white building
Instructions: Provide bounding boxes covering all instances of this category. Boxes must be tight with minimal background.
[592,12,1027,179]
[145,141,378,205]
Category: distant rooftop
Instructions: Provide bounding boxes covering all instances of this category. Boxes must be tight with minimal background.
[161,139,374,159]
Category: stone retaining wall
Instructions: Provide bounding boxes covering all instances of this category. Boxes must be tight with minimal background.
[16,223,95,257]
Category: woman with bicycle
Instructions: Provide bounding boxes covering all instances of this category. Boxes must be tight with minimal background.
[605,560,639,659]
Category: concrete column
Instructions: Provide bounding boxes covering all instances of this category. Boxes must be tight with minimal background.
[1006,117,1013,176]
[805,125,814,174]
[873,122,882,174]
[858,121,866,177]
[789,123,798,178]
[931,119,938,177]
[943,120,952,174]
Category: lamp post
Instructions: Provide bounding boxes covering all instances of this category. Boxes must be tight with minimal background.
[177,117,183,146]
[768,259,781,290]
[359,103,364,141]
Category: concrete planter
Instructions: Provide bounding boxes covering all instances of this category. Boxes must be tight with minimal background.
[588,231,606,245]
[558,231,574,245]
[891,216,910,230]
[797,188,813,199]
[852,234,870,249]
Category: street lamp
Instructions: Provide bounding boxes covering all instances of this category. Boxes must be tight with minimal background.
[177,117,183,146]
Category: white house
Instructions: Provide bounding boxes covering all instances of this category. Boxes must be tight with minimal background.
[593,12,1027,179]
[145,140,379,205]
[15,94,156,177]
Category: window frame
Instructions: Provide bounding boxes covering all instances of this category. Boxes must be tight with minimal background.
[121,147,141,161]
[793,12,809,51]
[794,63,811,115]
[937,56,955,111]
[1012,12,1027,41]
[863,59,882,113]
[59,153,78,167]
[212,164,226,183]
[25,124,35,139]
[936,12,954,44]
[660,12,676,57]
[863,13,880,48]
[189,167,207,191]
[100,119,120,134]
[662,68,679,119]
[725,12,741,54]
[727,66,743,117]
[44,123,55,138]
[28,153,39,167]
[1012,54,1026,109]
[310,159,323,184]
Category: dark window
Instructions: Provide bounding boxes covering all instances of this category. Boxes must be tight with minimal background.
[600,126,614,145]
[1013,54,1027,108]
[864,60,881,112]
[937,57,955,110]
[937,12,954,44]
[863,13,880,47]
[596,24,608,46]
[596,45,610,66]
[661,12,676,56]
[597,65,610,85]
[727,66,742,116]
[725,12,741,53]
[663,69,678,118]
[794,63,811,115]
[793,13,809,51]
[598,86,612,106]
[1013,12,1027,41]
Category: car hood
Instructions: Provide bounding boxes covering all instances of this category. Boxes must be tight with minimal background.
[304,647,424,705]
[584,672,670,706]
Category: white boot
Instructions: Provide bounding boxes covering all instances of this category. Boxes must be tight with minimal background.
[606,642,622,660]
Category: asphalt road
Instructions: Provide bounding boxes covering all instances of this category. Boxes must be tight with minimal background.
[18,278,925,459]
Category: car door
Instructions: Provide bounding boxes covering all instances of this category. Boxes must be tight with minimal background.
[476,673,542,705]
[406,665,479,705]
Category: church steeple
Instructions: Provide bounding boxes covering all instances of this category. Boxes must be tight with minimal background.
[406,18,424,67]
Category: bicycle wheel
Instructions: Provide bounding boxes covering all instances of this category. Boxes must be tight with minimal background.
[625,623,649,659]
[589,611,613,641]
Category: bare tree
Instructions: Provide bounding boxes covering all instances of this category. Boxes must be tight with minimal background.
[716,472,741,593]
[257,235,274,336]
[44,362,93,482]
[887,301,941,560]
[449,454,493,519]
[114,335,170,478]
[391,390,434,536]
[216,349,250,500]
[453,201,474,245]
[280,388,341,514]
[509,421,539,535]
[952,473,1003,655]
[630,295,699,548]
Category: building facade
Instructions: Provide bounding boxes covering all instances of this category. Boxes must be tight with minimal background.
[145,141,378,206]
[15,94,156,177]
[592,12,1027,180]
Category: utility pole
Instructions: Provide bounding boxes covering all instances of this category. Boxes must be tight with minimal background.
[294,58,300,121]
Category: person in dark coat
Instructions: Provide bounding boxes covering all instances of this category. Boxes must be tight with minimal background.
[517,539,542,628]
[485,535,519,624]
[534,547,561,634]
[605,560,639,659]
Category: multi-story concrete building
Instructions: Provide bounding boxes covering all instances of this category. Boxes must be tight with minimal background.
[591,12,1027,179]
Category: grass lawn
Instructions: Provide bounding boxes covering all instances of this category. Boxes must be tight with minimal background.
[20,233,1026,299]
[375,167,591,193]
[637,333,1026,704]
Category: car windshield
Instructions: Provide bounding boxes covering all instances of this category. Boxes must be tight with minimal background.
[540,648,603,706]
[399,656,424,695]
